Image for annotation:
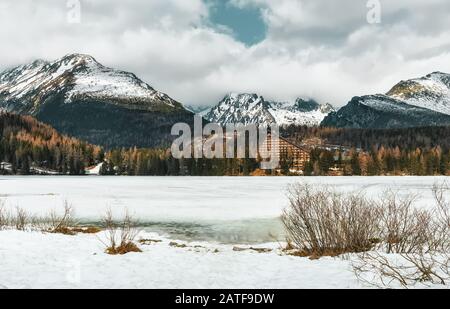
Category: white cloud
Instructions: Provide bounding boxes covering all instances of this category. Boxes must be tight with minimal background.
[1,0,450,107]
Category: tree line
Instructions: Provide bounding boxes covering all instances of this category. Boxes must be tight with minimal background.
[303,146,449,176]
[101,147,260,176]
[1,112,449,176]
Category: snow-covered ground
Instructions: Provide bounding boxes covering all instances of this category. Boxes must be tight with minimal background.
[0,230,361,289]
[0,176,448,289]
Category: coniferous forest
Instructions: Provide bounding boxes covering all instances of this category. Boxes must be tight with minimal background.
[282,125,450,176]
[0,112,103,175]
[1,112,449,176]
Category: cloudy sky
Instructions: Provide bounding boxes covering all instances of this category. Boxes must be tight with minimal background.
[1,0,450,108]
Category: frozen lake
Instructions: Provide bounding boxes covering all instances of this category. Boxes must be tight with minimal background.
[0,176,448,244]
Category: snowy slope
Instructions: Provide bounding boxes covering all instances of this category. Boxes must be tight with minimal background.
[269,99,334,127]
[204,93,334,126]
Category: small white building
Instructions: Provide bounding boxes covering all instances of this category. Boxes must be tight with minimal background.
[85,162,105,175]
[0,162,12,171]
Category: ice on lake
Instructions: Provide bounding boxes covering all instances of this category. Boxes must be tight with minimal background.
[0,176,448,244]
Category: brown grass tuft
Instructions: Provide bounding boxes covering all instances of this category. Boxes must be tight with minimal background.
[106,242,142,255]
[101,209,142,255]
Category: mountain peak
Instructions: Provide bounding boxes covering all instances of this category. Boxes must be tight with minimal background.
[293,98,320,112]
[0,54,194,148]
[225,92,260,102]
[61,53,98,63]
[0,54,185,113]
[204,93,333,126]
[205,93,272,125]
[386,71,450,115]
[428,71,448,76]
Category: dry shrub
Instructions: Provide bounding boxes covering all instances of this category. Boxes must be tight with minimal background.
[431,183,450,251]
[353,252,450,288]
[47,201,77,235]
[0,203,36,231]
[282,184,382,257]
[0,200,101,235]
[353,183,450,288]
[0,200,9,229]
[283,182,449,287]
[14,207,29,231]
[379,191,433,254]
[101,209,142,255]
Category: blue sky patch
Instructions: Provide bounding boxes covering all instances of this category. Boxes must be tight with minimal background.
[205,0,267,45]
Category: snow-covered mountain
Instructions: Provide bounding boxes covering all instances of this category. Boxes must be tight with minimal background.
[0,54,193,148]
[0,53,183,113]
[322,72,450,129]
[386,72,450,115]
[204,93,334,126]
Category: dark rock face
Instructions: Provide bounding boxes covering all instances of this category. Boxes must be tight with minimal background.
[292,98,320,113]
[35,94,194,149]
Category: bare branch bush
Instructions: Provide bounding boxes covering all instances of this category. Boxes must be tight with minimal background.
[0,200,11,230]
[283,182,449,287]
[431,182,450,251]
[379,191,433,254]
[353,251,450,288]
[0,202,37,231]
[14,206,29,231]
[0,201,94,235]
[102,208,117,251]
[282,184,382,257]
[100,208,142,255]
[353,183,450,288]
[46,201,77,235]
